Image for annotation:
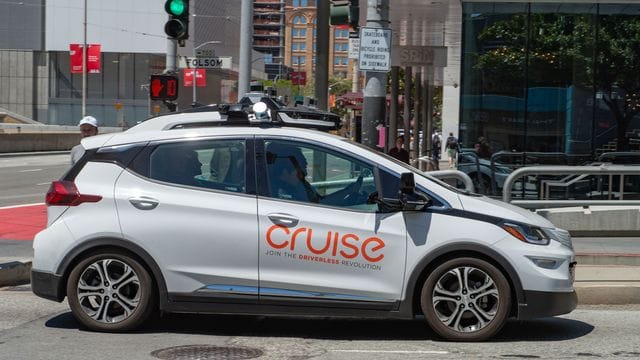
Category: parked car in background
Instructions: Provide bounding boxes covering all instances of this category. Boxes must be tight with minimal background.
[457,152,512,194]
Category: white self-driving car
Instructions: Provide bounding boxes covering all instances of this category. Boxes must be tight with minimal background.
[32,104,576,341]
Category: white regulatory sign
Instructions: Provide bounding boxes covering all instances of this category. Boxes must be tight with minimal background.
[179,56,232,69]
[358,27,392,72]
[348,32,360,60]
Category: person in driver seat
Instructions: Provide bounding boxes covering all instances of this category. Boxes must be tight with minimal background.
[267,143,362,206]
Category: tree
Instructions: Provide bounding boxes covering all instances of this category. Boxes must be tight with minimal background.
[474,13,640,150]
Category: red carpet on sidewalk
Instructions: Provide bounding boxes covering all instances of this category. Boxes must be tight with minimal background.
[0,204,47,241]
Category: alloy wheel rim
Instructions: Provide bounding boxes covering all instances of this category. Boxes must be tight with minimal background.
[76,259,141,324]
[432,266,499,333]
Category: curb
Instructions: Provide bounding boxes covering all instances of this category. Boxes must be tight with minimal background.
[575,282,640,305]
[0,261,32,287]
[0,150,69,157]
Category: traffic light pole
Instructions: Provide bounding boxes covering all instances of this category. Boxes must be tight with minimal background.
[361,0,389,149]
[315,0,330,111]
[238,0,253,97]
[82,0,87,117]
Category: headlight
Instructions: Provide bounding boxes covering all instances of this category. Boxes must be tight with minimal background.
[500,222,550,245]
[544,228,573,250]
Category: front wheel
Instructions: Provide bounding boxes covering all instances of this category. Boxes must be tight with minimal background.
[66,251,156,332]
[420,257,511,341]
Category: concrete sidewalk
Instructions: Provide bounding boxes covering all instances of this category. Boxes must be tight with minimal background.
[1,237,639,305]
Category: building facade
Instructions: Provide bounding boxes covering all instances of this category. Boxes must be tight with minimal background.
[460,1,640,158]
[283,0,356,81]
[0,0,265,127]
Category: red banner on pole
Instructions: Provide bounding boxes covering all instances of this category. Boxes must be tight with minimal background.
[87,44,101,73]
[70,44,83,74]
[291,71,306,86]
[70,44,101,74]
[183,68,206,87]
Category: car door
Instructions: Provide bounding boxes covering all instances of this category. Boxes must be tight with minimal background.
[115,136,259,298]
[256,138,407,308]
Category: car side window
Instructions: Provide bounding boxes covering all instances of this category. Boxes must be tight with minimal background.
[149,139,246,193]
[263,140,377,212]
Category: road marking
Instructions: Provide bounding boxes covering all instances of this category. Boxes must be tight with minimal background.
[330,350,449,354]
[36,182,50,186]
[0,202,44,210]
[18,168,43,173]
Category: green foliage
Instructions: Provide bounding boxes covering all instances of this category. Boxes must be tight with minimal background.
[473,12,640,150]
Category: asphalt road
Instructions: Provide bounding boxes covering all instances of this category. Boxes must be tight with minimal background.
[0,154,70,207]
[0,286,639,360]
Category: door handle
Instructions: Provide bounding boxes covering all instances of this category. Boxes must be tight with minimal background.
[268,213,299,227]
[128,197,159,210]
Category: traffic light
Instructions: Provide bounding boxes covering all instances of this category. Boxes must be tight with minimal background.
[149,74,179,101]
[164,0,189,44]
[330,0,359,29]
[330,1,349,26]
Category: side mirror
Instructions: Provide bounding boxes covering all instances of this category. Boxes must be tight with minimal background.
[400,172,416,194]
[399,172,432,211]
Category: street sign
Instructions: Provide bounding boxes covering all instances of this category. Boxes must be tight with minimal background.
[179,56,232,69]
[291,71,306,86]
[149,75,178,101]
[348,32,360,59]
[391,46,447,67]
[195,49,215,57]
[358,27,392,72]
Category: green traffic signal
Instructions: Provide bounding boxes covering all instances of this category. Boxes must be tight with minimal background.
[164,0,189,42]
[165,0,186,16]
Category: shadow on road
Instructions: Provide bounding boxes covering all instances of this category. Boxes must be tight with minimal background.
[45,311,593,342]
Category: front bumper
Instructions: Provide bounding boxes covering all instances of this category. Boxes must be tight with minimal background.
[31,270,65,302]
[517,289,578,320]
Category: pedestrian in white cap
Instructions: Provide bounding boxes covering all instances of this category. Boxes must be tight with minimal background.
[70,116,99,165]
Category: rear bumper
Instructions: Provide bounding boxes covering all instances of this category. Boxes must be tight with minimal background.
[517,290,578,320]
[31,270,65,302]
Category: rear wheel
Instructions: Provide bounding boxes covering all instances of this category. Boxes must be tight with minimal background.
[420,257,511,341]
[66,251,156,332]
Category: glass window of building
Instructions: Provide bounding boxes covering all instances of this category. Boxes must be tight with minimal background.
[293,28,307,38]
[299,55,306,65]
[293,16,307,24]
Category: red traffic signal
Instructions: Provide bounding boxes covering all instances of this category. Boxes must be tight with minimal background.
[149,75,178,101]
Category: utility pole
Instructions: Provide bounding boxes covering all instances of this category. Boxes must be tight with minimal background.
[403,66,411,151]
[82,0,87,117]
[238,0,253,97]
[316,0,330,110]
[361,0,390,149]
[388,66,399,150]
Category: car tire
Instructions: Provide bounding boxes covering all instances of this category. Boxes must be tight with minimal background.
[420,257,511,341]
[66,250,156,332]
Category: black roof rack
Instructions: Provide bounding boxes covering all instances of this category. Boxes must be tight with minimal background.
[169,102,341,131]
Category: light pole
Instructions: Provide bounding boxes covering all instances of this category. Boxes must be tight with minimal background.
[192,40,221,106]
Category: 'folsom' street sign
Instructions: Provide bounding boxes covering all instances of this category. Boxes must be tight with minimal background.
[179,56,232,69]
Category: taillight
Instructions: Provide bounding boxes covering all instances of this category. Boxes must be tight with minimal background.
[45,180,102,206]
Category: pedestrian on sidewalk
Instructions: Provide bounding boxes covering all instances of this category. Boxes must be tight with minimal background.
[388,135,410,164]
[446,132,459,168]
[431,129,442,170]
[70,116,99,165]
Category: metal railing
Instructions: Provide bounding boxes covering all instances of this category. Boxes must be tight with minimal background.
[502,165,640,209]
[428,169,476,193]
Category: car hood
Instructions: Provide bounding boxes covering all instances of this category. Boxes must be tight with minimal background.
[457,193,556,229]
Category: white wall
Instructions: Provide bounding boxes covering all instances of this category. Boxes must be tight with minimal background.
[46,0,166,53]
